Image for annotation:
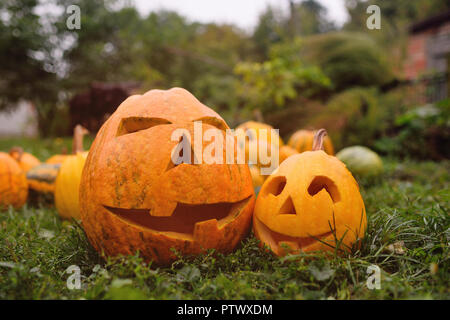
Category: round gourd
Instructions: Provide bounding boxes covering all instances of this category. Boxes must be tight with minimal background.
[26,163,60,193]
[254,129,366,256]
[0,152,28,209]
[9,147,41,172]
[54,125,89,220]
[336,146,383,177]
[288,129,334,155]
[80,88,255,266]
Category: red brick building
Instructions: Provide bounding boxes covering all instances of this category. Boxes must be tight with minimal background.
[404,11,450,102]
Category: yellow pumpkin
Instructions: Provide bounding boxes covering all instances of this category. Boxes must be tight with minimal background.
[54,125,89,220]
[9,147,41,172]
[236,121,284,147]
[46,154,68,165]
[279,145,298,164]
[288,129,334,155]
[245,139,277,168]
[253,129,366,256]
[0,152,28,209]
[249,165,265,188]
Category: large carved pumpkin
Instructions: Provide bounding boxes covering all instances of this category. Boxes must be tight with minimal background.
[9,147,41,172]
[0,152,28,209]
[80,88,255,266]
[253,129,366,256]
[288,129,334,155]
[54,125,89,220]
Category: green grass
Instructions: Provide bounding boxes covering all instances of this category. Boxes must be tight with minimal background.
[0,137,448,300]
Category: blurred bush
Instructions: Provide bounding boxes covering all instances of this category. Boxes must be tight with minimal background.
[307,87,389,150]
[234,38,331,114]
[301,32,394,92]
[375,99,450,160]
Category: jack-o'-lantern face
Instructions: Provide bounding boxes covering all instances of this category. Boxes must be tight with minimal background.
[253,130,366,256]
[80,88,255,266]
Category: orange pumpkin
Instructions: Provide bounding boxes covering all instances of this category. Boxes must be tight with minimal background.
[80,88,255,266]
[0,152,28,209]
[249,165,265,188]
[288,129,334,155]
[279,145,298,164]
[236,121,283,147]
[253,129,366,256]
[9,147,41,172]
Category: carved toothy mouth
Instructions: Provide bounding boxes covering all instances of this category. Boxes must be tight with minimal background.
[104,196,251,237]
[254,217,333,255]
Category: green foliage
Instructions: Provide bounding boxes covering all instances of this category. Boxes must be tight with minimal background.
[375,99,450,160]
[290,0,335,37]
[309,87,388,150]
[0,0,60,136]
[0,137,448,299]
[234,38,331,114]
[301,32,394,92]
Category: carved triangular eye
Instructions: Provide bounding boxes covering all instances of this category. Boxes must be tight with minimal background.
[308,176,340,203]
[263,176,287,197]
[117,117,171,136]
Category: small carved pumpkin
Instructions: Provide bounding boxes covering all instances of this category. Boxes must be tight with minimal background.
[288,129,334,155]
[54,125,89,220]
[80,88,255,266]
[253,129,366,256]
[0,152,28,209]
[9,147,41,172]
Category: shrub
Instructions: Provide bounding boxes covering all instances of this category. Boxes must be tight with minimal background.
[307,87,389,150]
[375,99,450,160]
[301,32,394,92]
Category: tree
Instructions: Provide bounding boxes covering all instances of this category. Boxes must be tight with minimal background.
[288,0,335,37]
[234,38,331,114]
[0,0,59,135]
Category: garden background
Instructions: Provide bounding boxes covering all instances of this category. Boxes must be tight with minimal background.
[0,0,448,299]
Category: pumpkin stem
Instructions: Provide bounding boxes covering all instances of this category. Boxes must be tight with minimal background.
[312,129,327,151]
[9,146,24,161]
[72,125,89,154]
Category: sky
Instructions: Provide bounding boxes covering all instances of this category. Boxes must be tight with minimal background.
[133,0,349,31]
